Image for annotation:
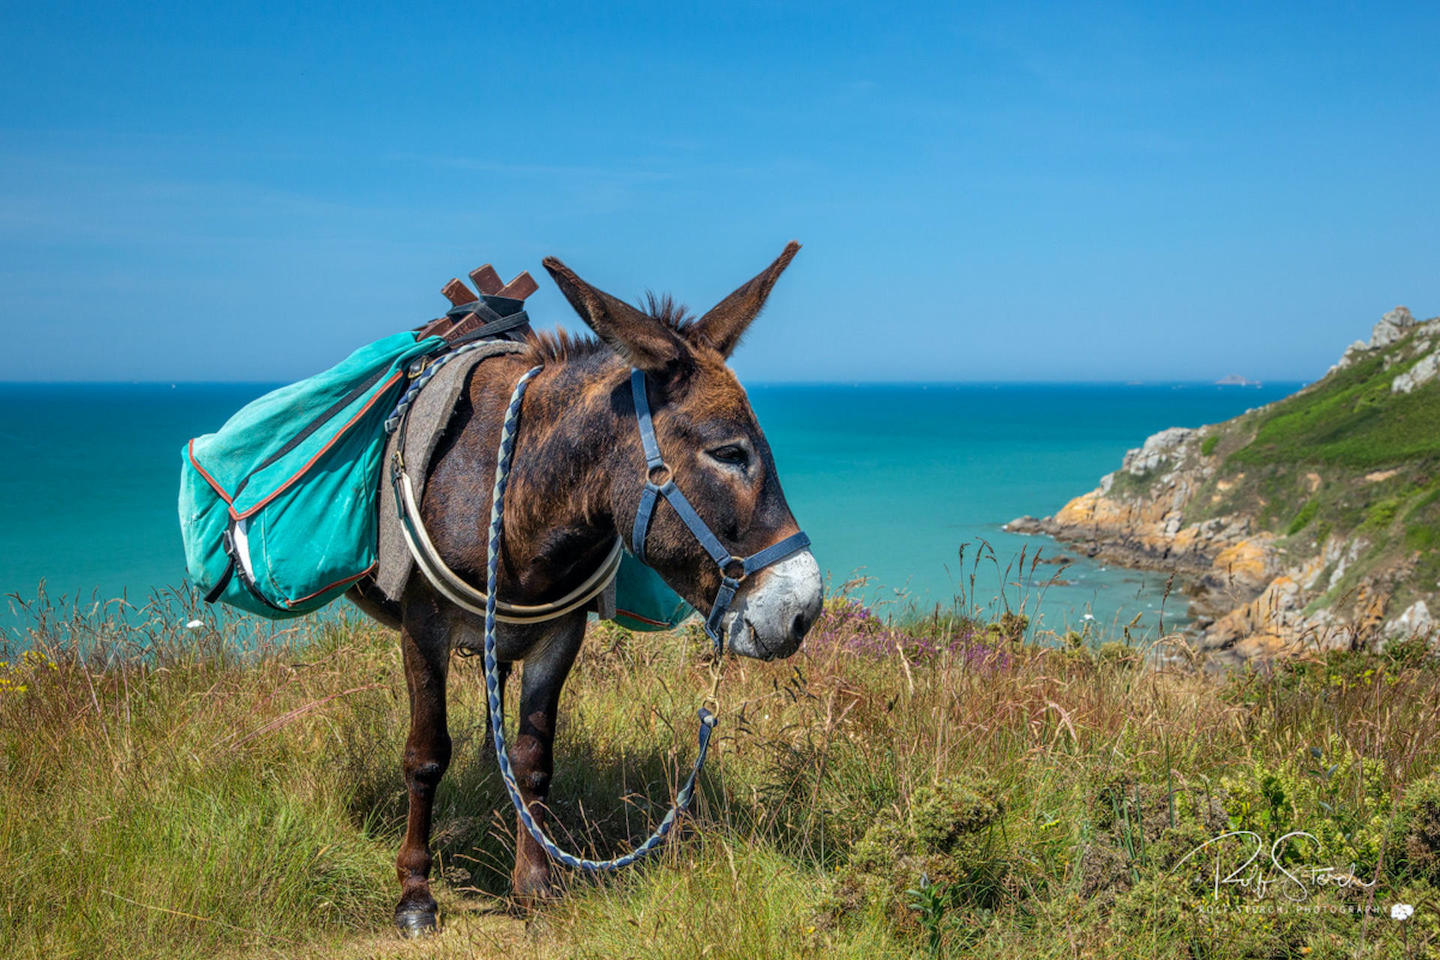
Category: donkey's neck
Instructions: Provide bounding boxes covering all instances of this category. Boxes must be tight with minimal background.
[498,357,633,602]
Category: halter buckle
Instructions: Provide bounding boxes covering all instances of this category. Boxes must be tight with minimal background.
[647,463,673,487]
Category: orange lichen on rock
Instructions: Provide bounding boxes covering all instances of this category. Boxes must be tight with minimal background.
[1210,538,1275,592]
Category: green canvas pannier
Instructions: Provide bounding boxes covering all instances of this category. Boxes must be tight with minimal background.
[178,328,693,630]
[610,555,694,632]
[179,331,448,617]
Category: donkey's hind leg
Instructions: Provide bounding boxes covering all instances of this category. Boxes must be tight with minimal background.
[394,609,452,937]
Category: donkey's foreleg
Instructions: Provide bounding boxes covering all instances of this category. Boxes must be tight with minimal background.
[509,621,584,904]
[394,617,451,937]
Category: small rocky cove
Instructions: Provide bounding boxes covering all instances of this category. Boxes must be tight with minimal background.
[1007,307,1440,667]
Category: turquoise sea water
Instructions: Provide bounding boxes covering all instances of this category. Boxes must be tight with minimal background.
[0,380,1300,641]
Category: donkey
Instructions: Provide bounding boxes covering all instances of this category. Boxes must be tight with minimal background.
[349,243,823,935]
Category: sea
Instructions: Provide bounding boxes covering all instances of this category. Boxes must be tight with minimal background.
[0,380,1301,645]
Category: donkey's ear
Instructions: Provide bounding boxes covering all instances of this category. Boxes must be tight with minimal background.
[692,241,801,358]
[542,257,686,372]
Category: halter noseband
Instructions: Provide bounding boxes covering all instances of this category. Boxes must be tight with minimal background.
[628,368,811,652]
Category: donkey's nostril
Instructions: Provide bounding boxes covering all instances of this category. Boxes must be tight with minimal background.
[791,610,814,644]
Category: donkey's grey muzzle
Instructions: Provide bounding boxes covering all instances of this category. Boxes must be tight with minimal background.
[723,549,823,660]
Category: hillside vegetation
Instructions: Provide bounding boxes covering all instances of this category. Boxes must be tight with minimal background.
[4,591,1440,958]
[1009,306,1440,664]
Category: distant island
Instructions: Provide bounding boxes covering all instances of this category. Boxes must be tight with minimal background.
[1214,373,1262,387]
[1009,306,1440,665]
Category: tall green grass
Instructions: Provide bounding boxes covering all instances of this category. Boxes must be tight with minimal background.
[3,590,1439,959]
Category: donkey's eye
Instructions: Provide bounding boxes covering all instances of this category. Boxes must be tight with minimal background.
[708,444,750,467]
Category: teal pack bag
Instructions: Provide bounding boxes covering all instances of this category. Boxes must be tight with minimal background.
[610,556,694,632]
[179,331,447,617]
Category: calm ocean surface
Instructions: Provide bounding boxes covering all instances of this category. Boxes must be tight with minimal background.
[0,380,1300,641]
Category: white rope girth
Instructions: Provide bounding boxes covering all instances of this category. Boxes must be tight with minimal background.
[394,462,623,624]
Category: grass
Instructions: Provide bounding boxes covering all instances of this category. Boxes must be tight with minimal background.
[4,589,1440,959]
[1105,466,1160,501]
[1231,350,1440,470]
[1287,499,1320,536]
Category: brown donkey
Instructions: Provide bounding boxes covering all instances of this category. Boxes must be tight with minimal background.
[349,243,822,935]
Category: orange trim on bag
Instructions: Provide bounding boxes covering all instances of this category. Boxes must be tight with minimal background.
[229,370,404,521]
[613,607,671,628]
[187,439,234,504]
[284,563,377,607]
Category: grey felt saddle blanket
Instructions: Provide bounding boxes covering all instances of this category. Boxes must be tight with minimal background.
[374,339,528,601]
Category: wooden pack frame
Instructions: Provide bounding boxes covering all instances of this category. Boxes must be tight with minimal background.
[419,263,538,341]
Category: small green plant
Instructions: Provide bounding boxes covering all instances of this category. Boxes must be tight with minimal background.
[1287,499,1319,535]
[985,611,1029,644]
[1368,496,1403,529]
[1222,738,1393,877]
[1200,434,1219,456]
[1096,640,1136,667]
[906,875,954,956]
[834,775,1009,952]
[1406,523,1439,551]
[1386,773,1440,884]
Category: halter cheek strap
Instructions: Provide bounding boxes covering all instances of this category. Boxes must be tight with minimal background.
[629,369,811,652]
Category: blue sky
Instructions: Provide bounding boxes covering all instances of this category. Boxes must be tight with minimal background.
[1,1,1435,383]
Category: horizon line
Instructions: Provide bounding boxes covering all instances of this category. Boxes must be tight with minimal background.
[0,377,1312,388]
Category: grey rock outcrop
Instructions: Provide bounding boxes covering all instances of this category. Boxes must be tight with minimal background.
[1330,341,1370,373]
[1370,306,1416,348]
[1384,600,1435,643]
[1121,427,1197,477]
[1393,353,1440,393]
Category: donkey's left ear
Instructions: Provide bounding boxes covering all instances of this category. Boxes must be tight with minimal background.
[692,241,801,358]
[542,256,687,372]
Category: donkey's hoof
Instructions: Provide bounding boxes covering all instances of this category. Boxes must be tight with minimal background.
[511,870,558,912]
[394,906,439,938]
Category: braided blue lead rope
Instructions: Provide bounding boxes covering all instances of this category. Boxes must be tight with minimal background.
[483,367,717,872]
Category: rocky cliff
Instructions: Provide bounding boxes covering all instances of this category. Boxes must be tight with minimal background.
[1007,307,1440,666]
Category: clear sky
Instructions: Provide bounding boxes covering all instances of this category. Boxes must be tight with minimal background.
[1,1,1435,383]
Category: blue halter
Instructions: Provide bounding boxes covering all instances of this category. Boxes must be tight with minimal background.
[628,368,812,653]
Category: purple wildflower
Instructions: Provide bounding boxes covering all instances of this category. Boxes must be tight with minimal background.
[803,597,1013,674]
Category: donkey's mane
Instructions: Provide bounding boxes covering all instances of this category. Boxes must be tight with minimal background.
[641,292,694,328]
[523,293,695,364]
